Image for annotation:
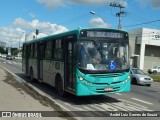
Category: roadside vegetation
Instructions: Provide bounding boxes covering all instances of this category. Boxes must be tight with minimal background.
[148,74,160,83]
[0,47,7,54]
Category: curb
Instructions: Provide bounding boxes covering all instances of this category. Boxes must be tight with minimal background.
[0,64,80,120]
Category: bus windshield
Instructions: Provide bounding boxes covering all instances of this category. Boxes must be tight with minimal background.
[78,40,129,72]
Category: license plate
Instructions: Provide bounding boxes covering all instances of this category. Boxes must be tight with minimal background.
[104,87,113,91]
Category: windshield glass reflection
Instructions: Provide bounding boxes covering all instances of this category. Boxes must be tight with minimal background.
[78,40,129,71]
[132,69,145,75]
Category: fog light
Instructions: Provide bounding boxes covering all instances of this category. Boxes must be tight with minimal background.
[78,76,84,81]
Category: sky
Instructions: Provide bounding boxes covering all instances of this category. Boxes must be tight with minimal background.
[0,0,160,48]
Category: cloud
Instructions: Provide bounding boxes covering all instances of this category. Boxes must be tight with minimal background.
[89,17,111,28]
[145,0,160,8]
[0,18,68,48]
[29,13,36,18]
[139,0,160,8]
[36,0,64,8]
[0,27,25,47]
[36,0,115,8]
[13,18,68,34]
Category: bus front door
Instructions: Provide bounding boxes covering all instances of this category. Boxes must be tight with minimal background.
[65,37,76,92]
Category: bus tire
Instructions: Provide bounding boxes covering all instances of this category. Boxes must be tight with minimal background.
[30,68,34,82]
[153,71,157,75]
[57,77,64,96]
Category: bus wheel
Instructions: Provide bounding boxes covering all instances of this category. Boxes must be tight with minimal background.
[30,68,34,82]
[153,71,157,75]
[57,78,64,96]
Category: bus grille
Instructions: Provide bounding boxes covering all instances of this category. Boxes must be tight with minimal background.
[111,81,122,84]
[89,73,126,78]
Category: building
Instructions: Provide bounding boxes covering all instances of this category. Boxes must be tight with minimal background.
[128,28,160,72]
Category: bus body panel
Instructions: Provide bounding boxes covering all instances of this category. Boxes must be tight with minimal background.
[76,69,130,96]
[29,59,38,79]
[22,58,26,72]
[42,60,64,87]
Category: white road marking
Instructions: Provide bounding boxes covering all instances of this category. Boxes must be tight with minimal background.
[152,84,160,88]
[13,62,17,64]
[131,98,153,105]
[8,61,12,64]
[118,99,152,111]
[90,99,152,111]
[116,93,122,95]
[83,105,93,111]
[90,104,106,111]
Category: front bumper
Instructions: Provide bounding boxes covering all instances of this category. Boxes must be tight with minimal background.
[76,78,130,96]
[138,79,153,85]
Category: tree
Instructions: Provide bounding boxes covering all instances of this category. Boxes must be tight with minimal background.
[12,49,19,56]
[0,47,7,54]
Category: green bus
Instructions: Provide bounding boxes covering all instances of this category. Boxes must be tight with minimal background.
[22,28,130,96]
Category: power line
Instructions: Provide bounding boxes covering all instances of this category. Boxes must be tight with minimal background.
[59,7,105,26]
[124,19,160,28]
[127,13,160,28]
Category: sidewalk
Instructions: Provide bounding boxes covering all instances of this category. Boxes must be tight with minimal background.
[0,66,67,120]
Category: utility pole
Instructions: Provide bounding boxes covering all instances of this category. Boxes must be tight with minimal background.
[110,1,127,29]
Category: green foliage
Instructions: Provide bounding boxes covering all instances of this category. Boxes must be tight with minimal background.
[12,49,19,56]
[148,74,160,82]
[0,47,7,54]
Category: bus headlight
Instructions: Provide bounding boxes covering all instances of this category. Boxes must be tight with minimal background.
[122,79,128,84]
[78,76,84,81]
[122,76,130,84]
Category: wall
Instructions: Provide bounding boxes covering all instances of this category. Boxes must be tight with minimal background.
[144,45,160,72]
[128,28,160,72]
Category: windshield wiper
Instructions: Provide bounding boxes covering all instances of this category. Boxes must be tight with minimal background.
[92,40,104,56]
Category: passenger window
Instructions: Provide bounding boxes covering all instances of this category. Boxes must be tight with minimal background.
[44,41,52,59]
[53,39,63,60]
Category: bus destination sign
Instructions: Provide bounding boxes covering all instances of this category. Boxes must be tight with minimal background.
[80,30,125,39]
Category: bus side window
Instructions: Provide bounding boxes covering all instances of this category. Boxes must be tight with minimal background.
[30,43,37,58]
[44,41,52,59]
[53,39,63,60]
[28,45,31,58]
[52,40,55,59]
[34,43,37,58]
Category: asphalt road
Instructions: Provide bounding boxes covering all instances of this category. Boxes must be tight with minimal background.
[0,58,160,120]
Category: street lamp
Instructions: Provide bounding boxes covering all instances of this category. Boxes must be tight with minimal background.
[90,11,108,24]
[90,11,96,15]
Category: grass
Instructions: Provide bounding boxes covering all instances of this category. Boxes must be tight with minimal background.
[148,74,160,83]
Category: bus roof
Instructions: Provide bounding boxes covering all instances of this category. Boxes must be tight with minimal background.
[24,28,128,44]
